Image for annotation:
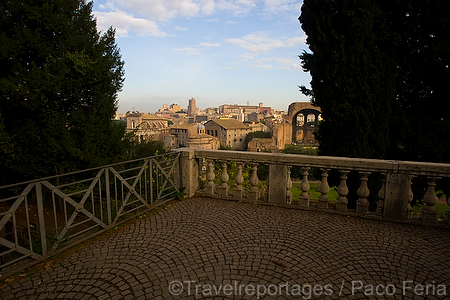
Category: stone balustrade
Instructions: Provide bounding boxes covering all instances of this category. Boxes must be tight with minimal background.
[179,149,450,224]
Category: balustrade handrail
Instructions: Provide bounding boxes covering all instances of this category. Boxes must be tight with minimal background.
[0,152,176,190]
[189,149,450,176]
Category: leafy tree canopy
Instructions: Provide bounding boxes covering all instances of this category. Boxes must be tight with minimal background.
[0,0,126,184]
[299,0,450,163]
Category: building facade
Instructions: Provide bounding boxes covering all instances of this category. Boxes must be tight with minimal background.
[186,125,220,150]
[165,124,198,148]
[219,102,272,115]
[204,119,252,150]
[126,112,170,142]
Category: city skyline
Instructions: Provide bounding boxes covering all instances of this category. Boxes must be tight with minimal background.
[92,0,312,114]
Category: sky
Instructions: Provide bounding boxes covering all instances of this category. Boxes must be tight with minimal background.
[92,0,312,114]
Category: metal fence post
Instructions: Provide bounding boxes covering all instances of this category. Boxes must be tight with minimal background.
[105,168,112,226]
[36,182,47,256]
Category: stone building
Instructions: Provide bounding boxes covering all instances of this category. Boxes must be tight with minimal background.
[272,102,321,149]
[126,112,170,142]
[187,98,197,115]
[165,124,198,148]
[204,119,252,150]
[219,102,272,115]
[247,138,279,153]
[186,125,220,150]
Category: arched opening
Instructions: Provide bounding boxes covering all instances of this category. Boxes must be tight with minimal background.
[306,130,315,142]
[296,113,304,126]
[295,130,304,142]
[307,114,316,126]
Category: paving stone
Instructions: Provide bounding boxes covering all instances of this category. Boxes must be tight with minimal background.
[1,197,449,300]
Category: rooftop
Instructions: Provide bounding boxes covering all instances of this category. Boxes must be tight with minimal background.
[206,119,250,130]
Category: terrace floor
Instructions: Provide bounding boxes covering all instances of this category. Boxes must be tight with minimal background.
[1,197,449,300]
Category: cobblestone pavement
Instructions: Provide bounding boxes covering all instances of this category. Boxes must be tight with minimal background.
[1,197,449,300]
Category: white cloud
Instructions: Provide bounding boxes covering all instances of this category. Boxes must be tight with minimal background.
[263,0,301,15]
[173,47,203,55]
[225,31,306,59]
[200,42,221,47]
[95,11,166,37]
[251,57,302,70]
[111,0,200,21]
[95,1,303,37]
[198,0,216,15]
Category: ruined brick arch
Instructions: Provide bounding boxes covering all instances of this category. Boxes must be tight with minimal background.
[287,102,321,144]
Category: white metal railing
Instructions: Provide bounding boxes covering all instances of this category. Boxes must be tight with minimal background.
[179,149,450,225]
[0,152,180,276]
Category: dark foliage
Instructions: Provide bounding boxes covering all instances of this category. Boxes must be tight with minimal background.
[0,0,126,184]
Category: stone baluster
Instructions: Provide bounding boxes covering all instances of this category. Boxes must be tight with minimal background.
[218,161,229,197]
[298,167,311,207]
[445,197,450,224]
[317,168,330,209]
[232,162,244,199]
[356,172,371,214]
[247,163,260,203]
[404,175,415,220]
[336,170,350,212]
[205,160,215,195]
[421,177,439,222]
[264,169,270,202]
[286,166,293,204]
[376,173,386,216]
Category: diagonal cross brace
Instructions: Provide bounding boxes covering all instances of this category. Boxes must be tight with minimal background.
[108,160,150,220]
[41,168,108,245]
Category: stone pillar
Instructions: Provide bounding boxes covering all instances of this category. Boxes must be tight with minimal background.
[445,197,450,224]
[298,167,310,207]
[336,170,349,212]
[232,162,244,199]
[421,177,439,223]
[376,174,386,216]
[383,173,414,220]
[317,168,330,209]
[217,161,229,197]
[180,149,198,198]
[205,160,215,195]
[267,164,288,204]
[404,175,415,220]
[356,172,371,214]
[286,166,293,205]
[247,164,260,203]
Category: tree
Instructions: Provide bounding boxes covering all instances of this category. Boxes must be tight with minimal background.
[386,0,450,163]
[299,0,450,163]
[0,0,125,184]
[126,140,166,161]
[299,0,450,207]
[299,0,396,159]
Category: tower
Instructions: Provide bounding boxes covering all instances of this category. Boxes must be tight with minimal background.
[187,98,197,115]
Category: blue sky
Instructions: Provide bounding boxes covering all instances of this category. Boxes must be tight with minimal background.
[92,0,311,114]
